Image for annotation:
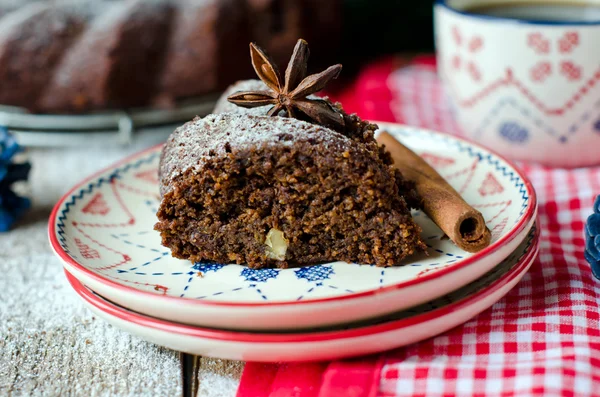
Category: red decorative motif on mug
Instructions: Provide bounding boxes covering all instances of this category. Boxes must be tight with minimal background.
[447,66,600,114]
[558,32,579,54]
[452,55,462,70]
[527,33,550,54]
[468,36,483,53]
[526,31,582,83]
[452,25,462,46]
[561,61,582,81]
[530,62,552,83]
[449,26,483,83]
[467,62,482,82]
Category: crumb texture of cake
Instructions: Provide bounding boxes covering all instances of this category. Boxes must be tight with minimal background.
[216,79,423,208]
[155,113,426,268]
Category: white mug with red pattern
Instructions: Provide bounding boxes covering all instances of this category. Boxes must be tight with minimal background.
[434,0,600,168]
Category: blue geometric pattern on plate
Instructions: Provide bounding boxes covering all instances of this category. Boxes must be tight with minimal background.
[295,265,334,282]
[241,268,280,283]
[194,263,225,274]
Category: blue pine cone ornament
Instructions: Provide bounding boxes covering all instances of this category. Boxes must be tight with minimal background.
[585,195,600,280]
[0,127,31,232]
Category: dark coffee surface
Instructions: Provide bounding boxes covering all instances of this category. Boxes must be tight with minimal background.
[465,2,600,22]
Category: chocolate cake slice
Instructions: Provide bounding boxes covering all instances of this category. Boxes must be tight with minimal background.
[155,38,426,268]
[155,113,426,268]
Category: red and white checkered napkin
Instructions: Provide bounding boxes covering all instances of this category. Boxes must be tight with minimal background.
[237,57,600,397]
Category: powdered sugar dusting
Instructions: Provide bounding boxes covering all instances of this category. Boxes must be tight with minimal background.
[159,113,351,196]
[0,1,106,52]
[0,3,48,32]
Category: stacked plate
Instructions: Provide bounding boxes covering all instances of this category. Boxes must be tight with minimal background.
[49,122,538,362]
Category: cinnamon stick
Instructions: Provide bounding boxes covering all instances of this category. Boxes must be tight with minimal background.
[377,131,491,253]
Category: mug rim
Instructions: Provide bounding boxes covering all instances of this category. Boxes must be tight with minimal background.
[435,0,600,26]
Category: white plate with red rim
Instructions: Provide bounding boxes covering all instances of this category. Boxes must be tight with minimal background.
[49,122,537,331]
[65,224,539,362]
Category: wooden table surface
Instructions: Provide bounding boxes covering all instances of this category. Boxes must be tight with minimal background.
[0,130,243,397]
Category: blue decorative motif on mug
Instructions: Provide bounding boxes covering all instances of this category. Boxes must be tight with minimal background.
[499,122,529,143]
[594,119,600,133]
[240,267,279,283]
[294,265,334,282]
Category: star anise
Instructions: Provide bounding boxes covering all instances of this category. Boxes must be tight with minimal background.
[227,38,345,130]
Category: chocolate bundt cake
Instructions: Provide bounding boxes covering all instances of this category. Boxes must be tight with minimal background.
[0,2,98,109]
[37,0,173,113]
[154,112,426,268]
[245,0,342,70]
[0,0,342,114]
[155,0,248,106]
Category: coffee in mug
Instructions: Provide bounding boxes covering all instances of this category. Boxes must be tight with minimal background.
[465,2,600,22]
